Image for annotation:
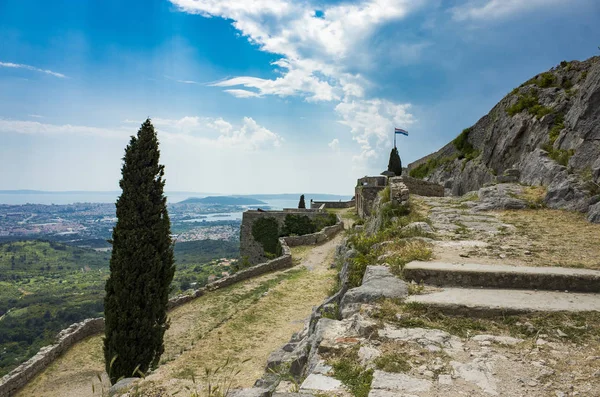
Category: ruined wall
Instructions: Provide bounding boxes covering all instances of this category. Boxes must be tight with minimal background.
[240,210,335,265]
[356,186,385,219]
[400,176,444,197]
[310,200,355,209]
[0,318,105,397]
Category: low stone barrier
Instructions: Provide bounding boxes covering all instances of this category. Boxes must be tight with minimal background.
[282,216,344,247]
[0,215,344,397]
[310,200,355,209]
[400,176,444,197]
[0,318,105,397]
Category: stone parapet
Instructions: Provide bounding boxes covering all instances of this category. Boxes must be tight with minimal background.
[400,176,444,197]
[310,200,355,209]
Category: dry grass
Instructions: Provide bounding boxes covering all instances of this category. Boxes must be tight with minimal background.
[18,234,343,397]
[498,208,600,270]
[142,240,339,395]
[16,335,107,397]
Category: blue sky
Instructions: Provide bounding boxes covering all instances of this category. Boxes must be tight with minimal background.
[0,0,599,195]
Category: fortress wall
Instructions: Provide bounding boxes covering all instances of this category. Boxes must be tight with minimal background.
[0,215,344,397]
[0,318,105,397]
[310,200,355,209]
[240,210,336,265]
[400,176,444,197]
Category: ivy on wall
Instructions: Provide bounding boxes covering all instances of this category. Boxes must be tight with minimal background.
[282,214,317,236]
[251,217,281,256]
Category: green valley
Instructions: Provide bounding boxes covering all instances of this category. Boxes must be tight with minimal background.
[0,239,239,377]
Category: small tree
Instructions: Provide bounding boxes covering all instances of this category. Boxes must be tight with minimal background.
[387,147,403,176]
[298,194,306,209]
[104,118,175,384]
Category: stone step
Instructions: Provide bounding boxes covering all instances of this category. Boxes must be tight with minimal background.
[407,287,600,316]
[403,261,600,292]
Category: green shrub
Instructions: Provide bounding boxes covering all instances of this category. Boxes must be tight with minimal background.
[314,213,338,231]
[523,72,557,88]
[537,72,557,88]
[374,353,411,373]
[452,127,480,162]
[409,155,457,179]
[252,217,281,256]
[580,71,588,82]
[548,113,565,145]
[329,348,373,397]
[281,214,316,236]
[507,93,553,119]
[379,186,390,204]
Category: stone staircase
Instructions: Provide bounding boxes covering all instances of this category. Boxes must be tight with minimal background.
[404,261,600,315]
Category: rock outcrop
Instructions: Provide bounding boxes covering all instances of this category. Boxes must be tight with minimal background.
[408,56,600,222]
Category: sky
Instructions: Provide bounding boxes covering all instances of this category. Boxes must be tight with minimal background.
[0,0,599,195]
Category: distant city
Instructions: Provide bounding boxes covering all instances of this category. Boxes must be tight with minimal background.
[0,191,351,248]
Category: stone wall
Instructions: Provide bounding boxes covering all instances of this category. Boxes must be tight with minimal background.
[310,200,355,209]
[400,176,444,197]
[356,186,385,219]
[0,216,345,397]
[240,210,336,265]
[0,318,105,397]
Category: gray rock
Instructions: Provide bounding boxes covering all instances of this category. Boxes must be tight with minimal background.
[472,184,527,211]
[407,56,600,221]
[451,359,498,396]
[370,370,432,393]
[300,373,343,392]
[227,388,270,397]
[109,377,138,396]
[471,335,523,345]
[404,222,433,234]
[587,201,600,223]
[340,266,408,313]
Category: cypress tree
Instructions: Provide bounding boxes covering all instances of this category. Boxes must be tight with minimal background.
[387,147,403,176]
[104,118,175,384]
[298,194,306,209]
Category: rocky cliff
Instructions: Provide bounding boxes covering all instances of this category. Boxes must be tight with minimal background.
[408,56,600,222]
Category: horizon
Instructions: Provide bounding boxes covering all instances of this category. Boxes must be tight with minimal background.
[1,0,599,194]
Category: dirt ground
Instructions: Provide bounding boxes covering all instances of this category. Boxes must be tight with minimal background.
[417,196,600,270]
[16,232,343,397]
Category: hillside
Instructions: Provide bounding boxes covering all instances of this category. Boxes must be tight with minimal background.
[0,239,238,377]
[179,196,266,205]
[408,56,600,223]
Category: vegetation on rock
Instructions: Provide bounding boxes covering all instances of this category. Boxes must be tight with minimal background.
[453,127,480,161]
[251,217,281,257]
[104,119,176,384]
[507,91,553,119]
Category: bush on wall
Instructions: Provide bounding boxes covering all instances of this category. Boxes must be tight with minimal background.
[282,214,317,236]
[251,217,281,256]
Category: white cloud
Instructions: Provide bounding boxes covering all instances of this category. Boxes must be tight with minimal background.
[151,116,282,150]
[223,89,262,98]
[176,79,201,84]
[0,61,66,78]
[170,0,425,102]
[170,0,421,167]
[335,99,415,165]
[0,119,125,138]
[328,138,340,152]
[1,116,282,150]
[451,0,569,21]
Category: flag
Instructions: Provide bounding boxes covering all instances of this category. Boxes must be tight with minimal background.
[394,128,409,136]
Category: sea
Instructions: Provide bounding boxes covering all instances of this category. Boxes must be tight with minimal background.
[0,193,351,223]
